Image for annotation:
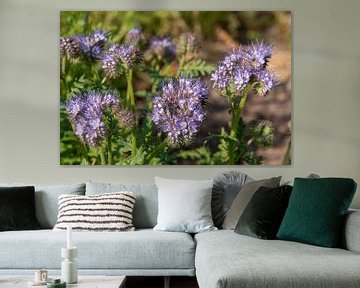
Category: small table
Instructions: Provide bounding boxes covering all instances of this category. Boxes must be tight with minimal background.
[0,275,126,288]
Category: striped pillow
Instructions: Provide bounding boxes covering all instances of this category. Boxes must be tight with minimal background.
[53,192,135,232]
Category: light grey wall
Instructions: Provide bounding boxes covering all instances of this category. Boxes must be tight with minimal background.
[0,0,359,208]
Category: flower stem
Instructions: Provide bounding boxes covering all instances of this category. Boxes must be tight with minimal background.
[69,122,90,164]
[126,69,135,112]
[125,69,137,158]
[61,57,66,75]
[131,133,137,156]
[107,136,113,165]
[99,147,106,165]
[230,92,248,138]
[228,90,249,164]
[80,144,90,165]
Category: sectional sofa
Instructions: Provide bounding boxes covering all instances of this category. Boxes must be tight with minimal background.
[0,180,359,288]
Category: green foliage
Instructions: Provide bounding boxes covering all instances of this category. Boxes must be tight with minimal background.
[176,146,214,165]
[60,107,84,165]
[182,59,214,77]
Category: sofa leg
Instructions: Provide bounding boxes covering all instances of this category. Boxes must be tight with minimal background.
[164,276,170,288]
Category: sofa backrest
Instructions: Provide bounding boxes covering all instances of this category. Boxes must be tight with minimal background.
[0,183,86,228]
[86,182,158,229]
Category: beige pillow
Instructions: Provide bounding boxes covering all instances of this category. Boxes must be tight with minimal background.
[222,177,281,230]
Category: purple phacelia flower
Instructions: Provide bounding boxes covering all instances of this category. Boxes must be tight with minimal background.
[126,28,144,44]
[211,42,276,95]
[152,76,209,147]
[210,51,248,91]
[60,37,80,59]
[101,52,119,79]
[113,108,135,129]
[234,68,251,92]
[102,90,120,107]
[102,43,140,78]
[66,96,85,121]
[76,29,109,61]
[255,70,277,96]
[244,42,273,70]
[110,43,140,69]
[66,91,119,147]
[149,37,176,62]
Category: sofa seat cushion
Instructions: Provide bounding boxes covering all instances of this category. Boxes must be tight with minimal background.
[195,230,360,288]
[0,229,195,270]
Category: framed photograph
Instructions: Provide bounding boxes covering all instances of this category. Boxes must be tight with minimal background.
[60,11,291,165]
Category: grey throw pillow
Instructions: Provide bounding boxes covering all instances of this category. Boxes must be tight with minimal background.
[222,177,281,230]
[153,177,217,233]
[86,182,158,229]
[212,171,252,228]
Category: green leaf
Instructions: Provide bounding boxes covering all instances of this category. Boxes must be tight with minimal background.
[176,146,213,165]
[181,59,214,77]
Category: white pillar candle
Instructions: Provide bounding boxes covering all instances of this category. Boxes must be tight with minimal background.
[67,225,72,249]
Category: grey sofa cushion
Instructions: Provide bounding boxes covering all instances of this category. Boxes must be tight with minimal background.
[0,229,195,271]
[195,230,360,288]
[0,183,85,228]
[86,182,158,229]
[342,209,360,253]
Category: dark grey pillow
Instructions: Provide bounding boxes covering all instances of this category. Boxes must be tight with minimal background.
[235,185,293,239]
[212,171,251,228]
[223,176,282,230]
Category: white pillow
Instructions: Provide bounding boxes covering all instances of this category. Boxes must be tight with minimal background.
[153,177,217,233]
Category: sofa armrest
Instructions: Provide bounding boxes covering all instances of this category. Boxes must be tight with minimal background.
[342,209,360,253]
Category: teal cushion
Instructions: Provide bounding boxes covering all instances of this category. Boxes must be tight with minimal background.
[277,178,357,247]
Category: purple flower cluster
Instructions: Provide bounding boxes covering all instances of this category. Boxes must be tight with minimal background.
[126,28,144,44]
[149,37,177,62]
[102,43,140,78]
[152,77,209,147]
[75,29,109,61]
[60,37,80,59]
[211,42,276,96]
[114,108,135,129]
[66,91,119,146]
